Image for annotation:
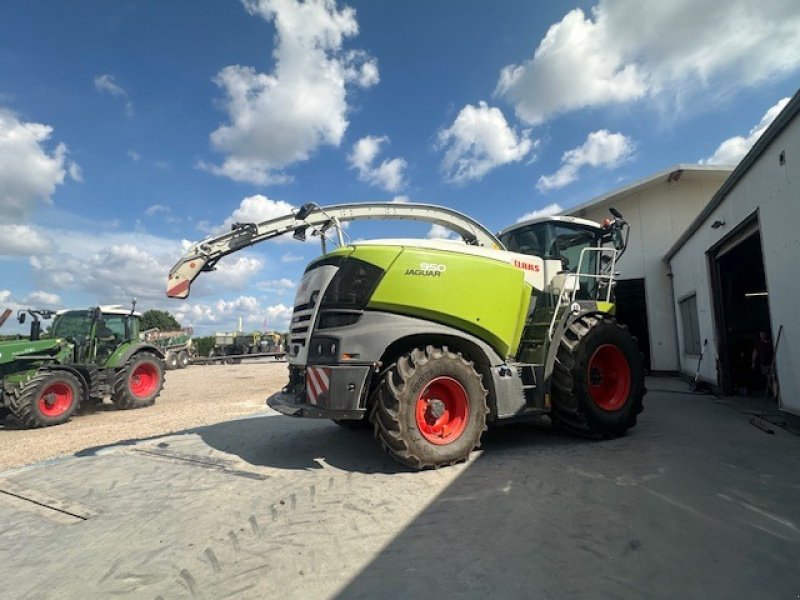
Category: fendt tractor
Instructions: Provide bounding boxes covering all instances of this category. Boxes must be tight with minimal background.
[168,202,645,468]
[0,304,166,428]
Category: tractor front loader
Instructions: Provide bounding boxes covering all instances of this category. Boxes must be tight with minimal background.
[168,202,645,469]
[0,304,166,428]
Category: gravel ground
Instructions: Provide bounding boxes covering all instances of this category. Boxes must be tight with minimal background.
[0,361,288,471]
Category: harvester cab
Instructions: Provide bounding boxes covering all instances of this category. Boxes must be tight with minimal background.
[168,201,644,469]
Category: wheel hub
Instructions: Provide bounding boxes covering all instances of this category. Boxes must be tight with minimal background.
[426,398,446,420]
[587,344,631,412]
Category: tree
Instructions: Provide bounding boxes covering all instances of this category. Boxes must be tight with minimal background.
[140,309,181,332]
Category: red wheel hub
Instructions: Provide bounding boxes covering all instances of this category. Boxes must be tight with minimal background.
[587,344,631,411]
[38,382,74,417]
[130,363,159,398]
[415,376,469,445]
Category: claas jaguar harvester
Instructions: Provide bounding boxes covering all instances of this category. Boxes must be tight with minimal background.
[168,203,645,468]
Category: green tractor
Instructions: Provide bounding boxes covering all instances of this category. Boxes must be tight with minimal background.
[168,202,645,469]
[0,304,166,428]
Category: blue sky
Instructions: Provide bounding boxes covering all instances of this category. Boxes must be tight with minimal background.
[1,0,798,334]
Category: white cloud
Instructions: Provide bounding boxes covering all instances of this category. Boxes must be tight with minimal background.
[174,296,292,332]
[438,102,533,183]
[496,1,800,125]
[220,194,295,233]
[203,0,378,184]
[0,224,52,255]
[128,150,141,162]
[516,202,564,223]
[426,224,456,240]
[281,252,304,262]
[94,74,134,118]
[701,97,791,165]
[257,278,295,294]
[23,291,61,307]
[537,130,634,192]
[390,195,411,204]
[348,135,407,192]
[145,204,170,217]
[0,110,76,222]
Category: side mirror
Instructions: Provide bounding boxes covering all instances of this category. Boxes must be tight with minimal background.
[293,226,307,242]
[91,307,102,321]
[18,312,26,324]
[613,229,624,251]
[609,207,623,219]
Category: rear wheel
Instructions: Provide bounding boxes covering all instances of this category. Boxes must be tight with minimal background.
[8,370,83,428]
[112,352,165,410]
[165,352,179,370]
[370,346,488,469]
[177,350,190,369]
[551,314,645,437]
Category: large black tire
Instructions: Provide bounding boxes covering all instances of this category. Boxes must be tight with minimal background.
[7,370,83,428]
[177,350,190,369]
[551,314,645,437]
[370,346,488,469]
[112,351,165,410]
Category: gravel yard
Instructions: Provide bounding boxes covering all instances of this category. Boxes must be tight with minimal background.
[0,361,288,471]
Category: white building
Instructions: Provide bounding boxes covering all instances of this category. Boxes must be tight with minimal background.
[563,165,732,371]
[666,90,800,416]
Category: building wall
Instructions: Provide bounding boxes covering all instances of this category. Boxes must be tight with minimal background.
[669,116,800,415]
[570,174,728,371]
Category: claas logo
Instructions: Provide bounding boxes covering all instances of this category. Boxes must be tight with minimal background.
[513,260,540,272]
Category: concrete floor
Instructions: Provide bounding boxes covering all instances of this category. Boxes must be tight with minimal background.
[1,378,798,599]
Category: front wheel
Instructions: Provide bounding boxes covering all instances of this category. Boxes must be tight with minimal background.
[7,370,84,428]
[370,346,488,469]
[551,314,645,437]
[112,352,165,410]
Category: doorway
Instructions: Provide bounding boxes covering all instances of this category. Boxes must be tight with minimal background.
[710,219,773,395]
[614,278,652,370]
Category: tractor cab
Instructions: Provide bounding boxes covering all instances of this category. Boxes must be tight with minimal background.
[51,305,142,364]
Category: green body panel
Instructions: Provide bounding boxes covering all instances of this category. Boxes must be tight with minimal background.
[0,339,61,365]
[104,341,140,368]
[362,246,531,357]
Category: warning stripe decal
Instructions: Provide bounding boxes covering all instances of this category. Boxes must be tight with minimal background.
[306,367,331,405]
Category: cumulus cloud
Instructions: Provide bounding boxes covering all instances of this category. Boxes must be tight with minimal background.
[24,290,61,307]
[496,0,800,124]
[173,297,292,332]
[0,224,53,255]
[145,204,170,216]
[701,97,791,165]
[219,194,296,233]
[438,102,533,183]
[203,0,379,184]
[348,135,407,192]
[537,130,634,192]
[128,150,141,162]
[0,110,79,222]
[390,195,411,204]
[516,202,564,223]
[94,74,134,118]
[426,224,457,240]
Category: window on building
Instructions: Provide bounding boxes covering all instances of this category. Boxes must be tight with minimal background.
[679,294,702,355]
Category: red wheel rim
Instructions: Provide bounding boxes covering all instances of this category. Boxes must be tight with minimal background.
[38,382,74,417]
[587,344,631,411]
[130,363,159,398]
[415,376,469,445]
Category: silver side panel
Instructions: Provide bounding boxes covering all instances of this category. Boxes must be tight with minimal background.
[288,265,339,365]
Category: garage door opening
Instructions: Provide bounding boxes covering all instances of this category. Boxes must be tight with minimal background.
[614,278,651,370]
[710,221,773,396]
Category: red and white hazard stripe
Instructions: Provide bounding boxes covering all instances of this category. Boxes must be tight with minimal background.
[306,367,331,405]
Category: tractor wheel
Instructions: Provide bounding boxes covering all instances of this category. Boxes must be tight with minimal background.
[7,370,83,428]
[177,350,190,369]
[112,351,165,410]
[165,352,179,370]
[551,314,645,437]
[370,346,488,469]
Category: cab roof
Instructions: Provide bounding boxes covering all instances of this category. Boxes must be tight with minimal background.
[497,214,602,238]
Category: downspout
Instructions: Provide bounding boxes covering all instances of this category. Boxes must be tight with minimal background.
[664,258,682,374]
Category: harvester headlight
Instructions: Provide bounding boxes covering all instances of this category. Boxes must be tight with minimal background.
[320,258,384,310]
